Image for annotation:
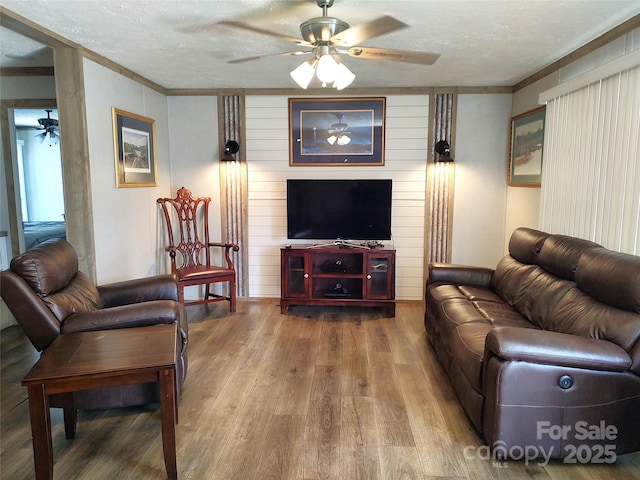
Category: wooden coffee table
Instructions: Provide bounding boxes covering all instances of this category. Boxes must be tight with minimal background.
[22,324,179,480]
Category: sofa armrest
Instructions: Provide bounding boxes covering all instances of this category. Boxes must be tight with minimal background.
[485,326,631,372]
[61,300,183,334]
[428,262,494,287]
[97,274,179,307]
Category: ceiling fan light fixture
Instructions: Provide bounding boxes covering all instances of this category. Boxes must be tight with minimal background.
[333,62,355,90]
[290,59,316,89]
[315,54,339,85]
[290,54,355,90]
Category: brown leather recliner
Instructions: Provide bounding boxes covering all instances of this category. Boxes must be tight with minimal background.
[1,238,188,410]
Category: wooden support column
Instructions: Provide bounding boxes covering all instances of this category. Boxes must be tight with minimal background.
[424,92,457,289]
[218,93,248,297]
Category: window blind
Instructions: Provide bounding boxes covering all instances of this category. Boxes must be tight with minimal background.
[539,63,639,254]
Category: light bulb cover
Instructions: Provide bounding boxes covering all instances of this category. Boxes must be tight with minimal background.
[333,62,355,90]
[316,54,339,84]
[290,59,316,89]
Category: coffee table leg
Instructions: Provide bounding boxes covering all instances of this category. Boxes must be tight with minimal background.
[27,384,54,480]
[159,367,177,479]
[62,393,77,439]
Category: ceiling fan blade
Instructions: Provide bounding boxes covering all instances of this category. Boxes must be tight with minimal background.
[346,46,440,65]
[228,50,313,64]
[331,16,407,47]
[219,21,311,47]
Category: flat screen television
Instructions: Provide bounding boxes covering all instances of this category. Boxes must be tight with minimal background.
[287,179,392,241]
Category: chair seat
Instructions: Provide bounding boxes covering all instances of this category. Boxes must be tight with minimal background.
[175,265,235,282]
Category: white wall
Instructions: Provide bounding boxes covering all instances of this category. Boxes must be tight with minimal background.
[83,59,172,284]
[0,76,56,100]
[451,94,512,268]
[167,96,221,219]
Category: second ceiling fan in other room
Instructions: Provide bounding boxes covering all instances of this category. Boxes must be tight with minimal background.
[35,109,59,145]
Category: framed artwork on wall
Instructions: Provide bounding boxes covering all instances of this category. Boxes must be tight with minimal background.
[112,108,157,187]
[508,106,545,187]
[289,97,386,166]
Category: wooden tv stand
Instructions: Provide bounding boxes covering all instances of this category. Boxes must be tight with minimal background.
[280,245,395,316]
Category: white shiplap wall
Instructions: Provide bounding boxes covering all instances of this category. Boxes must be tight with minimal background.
[245,95,429,300]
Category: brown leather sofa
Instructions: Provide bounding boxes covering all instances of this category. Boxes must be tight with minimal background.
[425,227,640,460]
[1,238,188,410]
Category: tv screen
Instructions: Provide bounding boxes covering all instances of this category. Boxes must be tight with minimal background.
[287,179,392,241]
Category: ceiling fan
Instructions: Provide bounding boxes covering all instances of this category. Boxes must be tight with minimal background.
[35,109,59,145]
[220,0,440,89]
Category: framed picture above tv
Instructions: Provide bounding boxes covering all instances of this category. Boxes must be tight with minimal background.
[289,97,386,166]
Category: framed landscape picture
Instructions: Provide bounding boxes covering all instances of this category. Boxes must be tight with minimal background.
[508,106,545,187]
[289,97,386,166]
[112,108,157,187]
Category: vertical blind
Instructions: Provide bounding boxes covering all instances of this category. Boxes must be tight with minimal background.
[539,63,640,254]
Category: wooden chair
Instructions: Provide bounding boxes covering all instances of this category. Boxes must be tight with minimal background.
[157,187,240,311]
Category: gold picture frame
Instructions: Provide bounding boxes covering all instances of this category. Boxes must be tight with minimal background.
[112,108,157,187]
[508,106,545,187]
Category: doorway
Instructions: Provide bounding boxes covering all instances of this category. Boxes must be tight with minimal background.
[13,108,66,251]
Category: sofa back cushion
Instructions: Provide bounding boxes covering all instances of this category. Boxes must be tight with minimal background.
[10,239,102,322]
[491,256,537,306]
[538,234,602,281]
[577,248,640,313]
[507,227,549,265]
[513,268,575,329]
[548,287,640,352]
[491,228,549,306]
[549,247,640,373]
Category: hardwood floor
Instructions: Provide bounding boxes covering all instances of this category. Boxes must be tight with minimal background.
[2,299,639,479]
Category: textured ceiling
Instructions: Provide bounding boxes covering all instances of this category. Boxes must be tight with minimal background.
[1,0,639,90]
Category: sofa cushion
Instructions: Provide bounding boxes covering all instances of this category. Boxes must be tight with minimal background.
[428,284,466,302]
[474,301,538,328]
[450,322,494,393]
[514,268,575,329]
[440,298,488,328]
[577,247,640,313]
[491,256,537,305]
[458,286,503,303]
[549,287,640,352]
[538,234,601,281]
[10,238,78,295]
